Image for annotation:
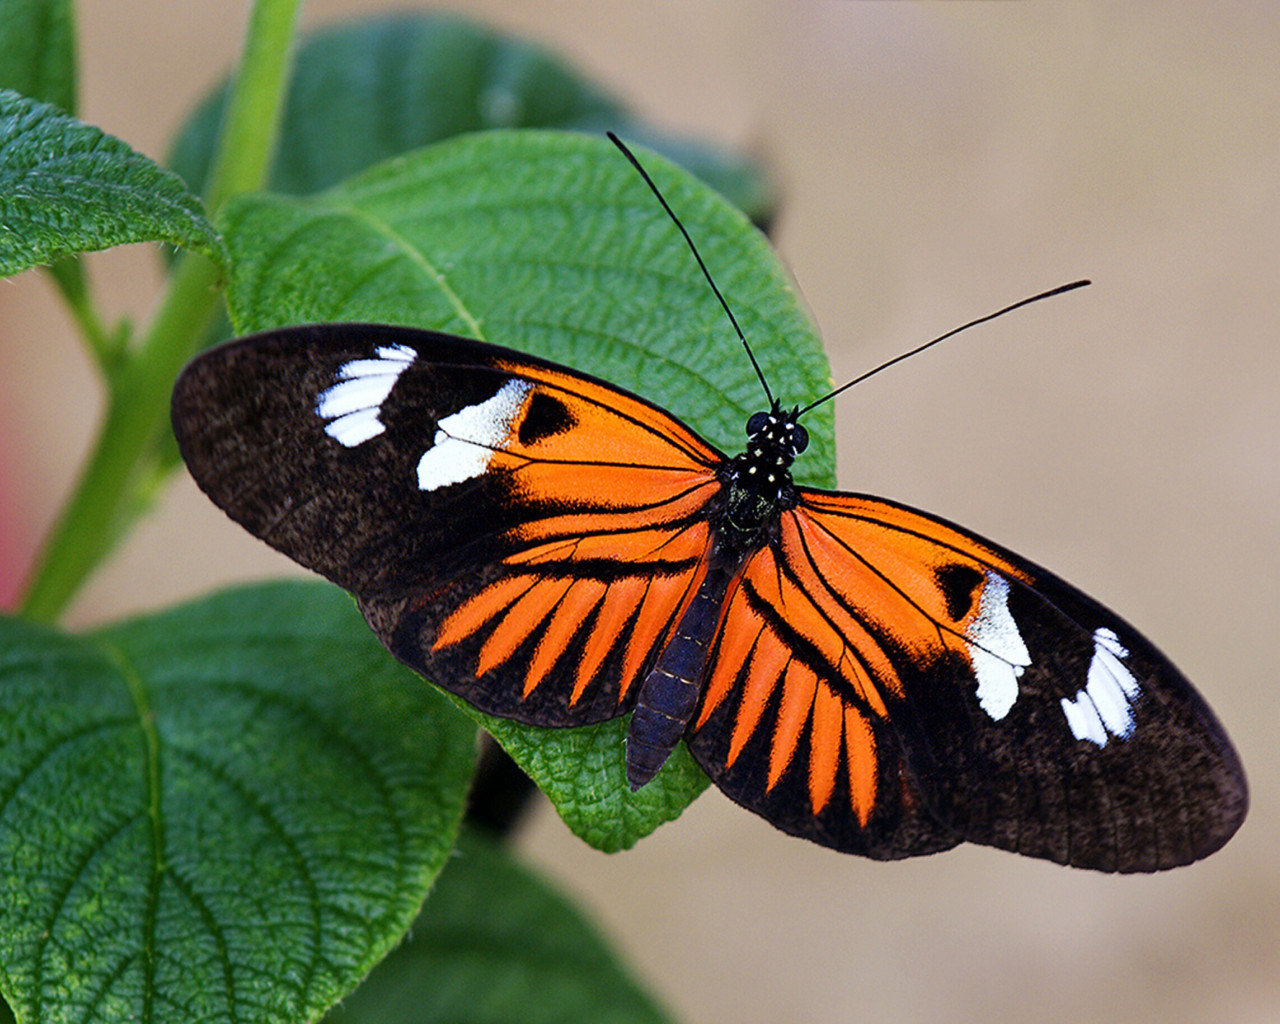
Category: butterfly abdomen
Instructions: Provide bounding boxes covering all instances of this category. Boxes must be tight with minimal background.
[625,409,809,788]
[626,552,742,789]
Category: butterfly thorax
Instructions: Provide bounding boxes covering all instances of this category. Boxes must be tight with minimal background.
[716,406,809,553]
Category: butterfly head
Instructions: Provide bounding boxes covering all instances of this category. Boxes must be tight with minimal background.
[745,406,809,466]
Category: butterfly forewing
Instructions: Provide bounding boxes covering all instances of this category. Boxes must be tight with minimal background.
[173,323,724,724]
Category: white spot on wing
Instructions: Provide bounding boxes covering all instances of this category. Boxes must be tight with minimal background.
[417,379,532,491]
[316,343,416,446]
[966,572,1031,720]
[1060,627,1141,746]
[1060,692,1107,746]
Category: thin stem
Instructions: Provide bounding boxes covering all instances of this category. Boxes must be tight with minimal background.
[21,255,221,621]
[19,0,301,622]
[48,257,124,374]
[201,0,298,213]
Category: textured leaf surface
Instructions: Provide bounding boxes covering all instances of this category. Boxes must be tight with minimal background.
[219,129,831,850]
[169,11,770,221]
[0,0,76,113]
[0,90,224,276]
[325,830,674,1024]
[476,712,709,854]
[0,582,476,1024]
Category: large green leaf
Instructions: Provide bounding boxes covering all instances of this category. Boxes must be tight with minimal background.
[0,582,477,1024]
[217,129,832,851]
[0,0,76,114]
[221,130,830,470]
[325,830,674,1024]
[0,90,225,277]
[169,12,770,222]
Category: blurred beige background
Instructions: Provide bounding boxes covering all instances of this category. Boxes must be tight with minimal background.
[2,2,1277,1022]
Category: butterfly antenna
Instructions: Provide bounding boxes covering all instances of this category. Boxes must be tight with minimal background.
[607,132,774,406]
[796,279,1091,417]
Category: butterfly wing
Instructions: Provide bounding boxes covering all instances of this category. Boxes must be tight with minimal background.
[686,489,1247,871]
[172,323,725,725]
[175,324,1246,868]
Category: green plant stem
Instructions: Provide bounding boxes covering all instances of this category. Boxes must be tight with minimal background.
[19,0,301,623]
[202,0,299,213]
[48,257,122,373]
[21,254,220,622]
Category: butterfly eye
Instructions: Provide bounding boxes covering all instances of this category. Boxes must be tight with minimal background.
[747,411,770,436]
[791,423,809,454]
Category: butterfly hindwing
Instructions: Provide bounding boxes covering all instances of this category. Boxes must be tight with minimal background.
[172,323,725,725]
[686,490,1246,870]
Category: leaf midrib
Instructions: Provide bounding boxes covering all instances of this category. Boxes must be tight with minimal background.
[100,640,166,1024]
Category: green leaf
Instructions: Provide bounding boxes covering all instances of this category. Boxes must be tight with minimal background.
[219,129,832,851]
[325,830,674,1024]
[474,712,710,854]
[0,90,225,277]
[0,0,76,113]
[0,582,477,1024]
[580,121,775,229]
[169,12,771,222]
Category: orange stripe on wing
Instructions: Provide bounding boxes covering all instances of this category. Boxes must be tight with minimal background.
[801,493,1023,569]
[844,705,878,826]
[474,576,572,682]
[508,518,709,568]
[491,359,720,469]
[434,574,535,651]
[841,652,889,720]
[572,575,647,704]
[776,513,899,704]
[525,578,607,697]
[799,494,1032,602]
[508,478,717,546]
[783,511,935,672]
[808,685,845,814]
[810,520,956,637]
[697,593,764,729]
[618,560,705,700]
[768,660,818,790]
[727,629,790,768]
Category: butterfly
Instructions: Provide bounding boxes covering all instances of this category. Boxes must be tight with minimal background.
[171,137,1246,873]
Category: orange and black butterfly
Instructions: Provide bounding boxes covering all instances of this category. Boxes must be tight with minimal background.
[171,138,1246,872]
